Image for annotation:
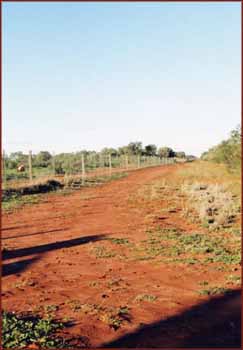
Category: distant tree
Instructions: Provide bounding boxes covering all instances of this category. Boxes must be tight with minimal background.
[158,147,175,158]
[34,151,52,167]
[3,154,17,169]
[127,142,143,155]
[101,148,118,156]
[200,125,241,171]
[118,146,129,155]
[5,152,28,169]
[9,152,27,164]
[144,144,157,156]
[175,151,186,158]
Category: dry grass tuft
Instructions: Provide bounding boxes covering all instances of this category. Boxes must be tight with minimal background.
[181,182,240,229]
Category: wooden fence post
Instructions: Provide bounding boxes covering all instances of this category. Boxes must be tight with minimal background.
[125,155,129,169]
[2,149,6,184]
[28,150,33,181]
[119,154,123,169]
[52,152,56,176]
[109,154,112,175]
[81,153,85,185]
[93,153,97,170]
[137,155,140,169]
[99,154,102,168]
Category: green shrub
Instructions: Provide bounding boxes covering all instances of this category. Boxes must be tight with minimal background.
[2,311,66,348]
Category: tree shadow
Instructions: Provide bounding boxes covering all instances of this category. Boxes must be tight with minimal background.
[2,228,68,240]
[102,289,241,348]
[3,234,108,260]
[2,256,40,277]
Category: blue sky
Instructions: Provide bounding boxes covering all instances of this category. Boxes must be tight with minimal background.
[3,2,241,156]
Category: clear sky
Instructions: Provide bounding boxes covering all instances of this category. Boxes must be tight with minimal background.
[3,2,241,156]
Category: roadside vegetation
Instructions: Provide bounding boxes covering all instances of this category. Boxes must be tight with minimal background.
[2,127,241,348]
[3,142,193,183]
[2,173,128,213]
[3,311,67,349]
[201,125,241,173]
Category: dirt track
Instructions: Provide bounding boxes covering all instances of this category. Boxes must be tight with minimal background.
[2,164,241,348]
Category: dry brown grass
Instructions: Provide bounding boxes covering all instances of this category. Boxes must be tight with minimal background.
[178,161,241,229]
[181,182,240,228]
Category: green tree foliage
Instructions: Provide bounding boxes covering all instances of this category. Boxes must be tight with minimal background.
[3,152,28,172]
[9,152,28,166]
[201,126,241,172]
[34,151,52,167]
[127,142,143,155]
[144,144,157,156]
[101,148,118,156]
[4,141,190,178]
[158,147,175,158]
[118,146,129,155]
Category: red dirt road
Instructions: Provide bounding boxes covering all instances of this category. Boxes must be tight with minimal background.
[2,165,241,348]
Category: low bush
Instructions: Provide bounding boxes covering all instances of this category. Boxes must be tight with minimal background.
[181,182,240,228]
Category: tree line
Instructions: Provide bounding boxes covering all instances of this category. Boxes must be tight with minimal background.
[3,142,191,175]
[201,125,241,172]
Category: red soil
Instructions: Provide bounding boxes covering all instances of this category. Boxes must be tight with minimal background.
[2,165,241,348]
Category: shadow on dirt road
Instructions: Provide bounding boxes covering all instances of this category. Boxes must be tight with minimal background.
[2,233,108,260]
[102,289,241,348]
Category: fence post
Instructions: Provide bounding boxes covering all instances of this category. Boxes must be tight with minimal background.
[2,149,6,185]
[93,153,97,171]
[137,155,140,169]
[28,150,33,181]
[125,155,129,169]
[99,154,102,169]
[52,152,56,176]
[81,153,85,185]
[109,154,112,176]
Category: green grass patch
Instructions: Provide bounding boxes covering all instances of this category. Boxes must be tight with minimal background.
[2,194,42,212]
[132,226,241,268]
[92,246,116,259]
[2,311,68,349]
[108,237,130,245]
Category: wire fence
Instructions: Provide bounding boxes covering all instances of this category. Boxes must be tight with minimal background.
[2,151,176,189]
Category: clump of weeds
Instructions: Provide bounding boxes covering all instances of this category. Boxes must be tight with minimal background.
[108,238,130,245]
[135,294,158,302]
[99,306,131,330]
[2,310,70,348]
[226,275,241,285]
[181,182,240,229]
[89,281,100,288]
[198,287,232,296]
[198,281,209,286]
[92,246,116,259]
